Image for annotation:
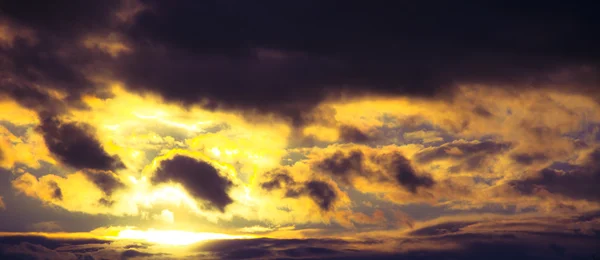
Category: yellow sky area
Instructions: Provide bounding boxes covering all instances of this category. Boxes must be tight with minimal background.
[328,86,600,140]
[11,172,117,215]
[0,125,56,169]
[289,143,564,210]
[0,100,39,125]
[2,85,600,231]
[68,85,291,174]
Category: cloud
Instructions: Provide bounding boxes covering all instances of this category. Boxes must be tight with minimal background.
[511,152,549,165]
[1,0,600,251]
[372,151,435,193]
[293,181,337,211]
[413,140,511,164]
[82,169,125,196]
[29,221,63,232]
[0,211,599,259]
[509,148,600,202]
[46,180,63,200]
[314,148,434,193]
[1,1,599,125]
[37,116,125,171]
[338,125,369,143]
[11,172,119,215]
[413,140,512,174]
[151,155,234,212]
[261,169,339,211]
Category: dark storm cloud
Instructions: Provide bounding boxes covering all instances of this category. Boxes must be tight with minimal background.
[338,125,370,143]
[373,152,435,193]
[152,155,234,212]
[37,117,125,171]
[511,152,549,165]
[2,0,600,125]
[46,180,62,201]
[0,0,122,34]
[314,149,434,193]
[510,149,600,202]
[83,170,125,196]
[260,170,338,211]
[117,1,600,119]
[413,140,511,163]
[0,85,67,117]
[315,150,365,184]
[297,181,337,211]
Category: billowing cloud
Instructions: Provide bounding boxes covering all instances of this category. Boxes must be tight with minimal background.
[338,125,369,143]
[46,180,63,201]
[261,169,338,211]
[511,152,549,165]
[1,1,600,258]
[151,155,234,212]
[1,1,599,124]
[82,170,124,196]
[1,211,599,259]
[38,117,125,171]
[314,148,435,193]
[509,148,600,202]
[413,140,511,164]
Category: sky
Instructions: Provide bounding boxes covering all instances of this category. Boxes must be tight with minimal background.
[0,0,599,259]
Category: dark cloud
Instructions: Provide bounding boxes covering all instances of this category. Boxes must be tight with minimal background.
[260,170,338,211]
[511,152,549,165]
[121,249,166,259]
[0,235,109,250]
[37,117,125,171]
[2,1,600,125]
[284,181,338,211]
[510,148,600,202]
[473,105,493,118]
[2,212,600,260]
[46,181,62,201]
[315,150,365,184]
[0,235,166,260]
[301,181,337,211]
[152,155,234,212]
[116,1,600,123]
[83,170,125,196]
[372,152,435,193]
[338,125,369,143]
[408,221,477,236]
[315,149,434,193]
[413,140,511,164]
[98,198,116,207]
[0,0,122,34]
[194,213,600,259]
[260,169,296,191]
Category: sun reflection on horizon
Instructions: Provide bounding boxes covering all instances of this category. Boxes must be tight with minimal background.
[113,228,253,246]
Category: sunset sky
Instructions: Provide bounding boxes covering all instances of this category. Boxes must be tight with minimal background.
[1,1,599,259]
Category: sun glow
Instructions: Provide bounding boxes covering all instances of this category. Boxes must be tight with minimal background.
[115,229,252,245]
